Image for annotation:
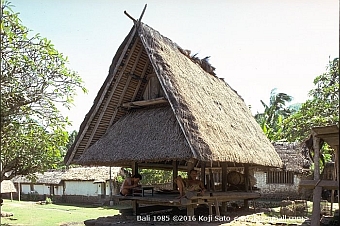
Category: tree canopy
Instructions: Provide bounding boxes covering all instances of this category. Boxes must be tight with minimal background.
[255,58,339,143]
[282,57,339,142]
[0,1,87,181]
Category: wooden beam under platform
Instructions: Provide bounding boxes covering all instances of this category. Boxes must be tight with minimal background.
[122,97,168,108]
[114,191,260,216]
[299,179,339,190]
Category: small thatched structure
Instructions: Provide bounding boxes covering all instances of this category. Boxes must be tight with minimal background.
[254,142,311,200]
[64,21,282,170]
[1,180,17,193]
[13,167,120,184]
[273,142,310,173]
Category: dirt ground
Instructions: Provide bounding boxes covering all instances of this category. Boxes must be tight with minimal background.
[82,204,313,226]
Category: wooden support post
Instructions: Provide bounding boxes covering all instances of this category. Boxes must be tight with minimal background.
[214,198,220,216]
[18,182,21,202]
[187,205,195,216]
[208,202,213,215]
[311,135,321,226]
[187,160,194,176]
[331,190,334,215]
[209,168,215,192]
[244,165,249,210]
[206,173,211,191]
[132,200,139,215]
[221,162,228,215]
[172,160,178,190]
[334,146,339,208]
[221,162,228,192]
[221,202,227,216]
[201,162,206,189]
[244,165,249,191]
[132,162,138,176]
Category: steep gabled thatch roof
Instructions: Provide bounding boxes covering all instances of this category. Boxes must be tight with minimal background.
[272,142,311,173]
[12,167,120,184]
[64,22,283,169]
[1,180,17,193]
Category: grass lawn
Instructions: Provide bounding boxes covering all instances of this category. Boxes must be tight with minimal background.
[0,199,121,226]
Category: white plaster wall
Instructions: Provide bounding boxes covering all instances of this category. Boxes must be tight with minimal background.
[34,184,50,194]
[54,185,63,196]
[64,181,99,196]
[105,181,110,196]
[105,181,117,196]
[21,184,31,194]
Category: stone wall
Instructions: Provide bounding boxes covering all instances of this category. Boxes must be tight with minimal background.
[255,171,302,200]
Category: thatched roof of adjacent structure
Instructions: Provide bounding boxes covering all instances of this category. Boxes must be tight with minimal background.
[13,171,64,184]
[12,167,120,185]
[64,21,283,169]
[272,142,311,173]
[1,180,17,193]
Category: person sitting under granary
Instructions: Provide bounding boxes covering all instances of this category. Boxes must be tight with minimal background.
[174,169,206,199]
[120,173,142,196]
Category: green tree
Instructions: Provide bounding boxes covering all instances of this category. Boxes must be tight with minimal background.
[0,1,86,181]
[282,58,339,142]
[254,88,293,141]
[66,130,78,151]
[282,58,339,171]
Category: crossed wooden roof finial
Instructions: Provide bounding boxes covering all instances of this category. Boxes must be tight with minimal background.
[124,4,147,26]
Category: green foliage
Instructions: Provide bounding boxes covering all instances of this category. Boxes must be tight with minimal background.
[45,197,52,204]
[66,130,78,150]
[282,58,339,142]
[254,88,293,141]
[0,1,86,181]
[114,175,125,184]
[1,120,68,181]
[140,169,173,185]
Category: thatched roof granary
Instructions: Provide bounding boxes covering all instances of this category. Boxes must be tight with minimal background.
[64,21,283,170]
[1,180,17,193]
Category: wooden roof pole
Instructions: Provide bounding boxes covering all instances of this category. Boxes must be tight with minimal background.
[330,146,338,216]
[335,146,339,208]
[124,4,147,25]
[124,11,136,24]
[201,162,206,189]
[172,161,178,191]
[311,133,321,226]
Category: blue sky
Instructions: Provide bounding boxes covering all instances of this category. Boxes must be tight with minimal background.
[9,0,339,131]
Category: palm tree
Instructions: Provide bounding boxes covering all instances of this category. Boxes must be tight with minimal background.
[255,88,293,140]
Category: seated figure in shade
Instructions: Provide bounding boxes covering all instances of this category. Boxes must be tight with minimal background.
[174,169,206,199]
[120,173,142,196]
